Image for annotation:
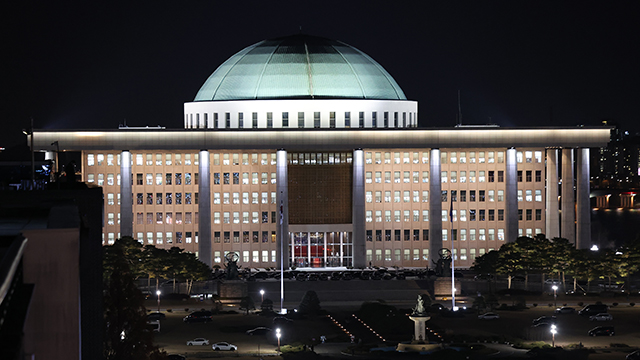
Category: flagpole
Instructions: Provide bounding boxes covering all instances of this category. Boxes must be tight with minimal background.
[450,192,455,311]
[280,197,285,314]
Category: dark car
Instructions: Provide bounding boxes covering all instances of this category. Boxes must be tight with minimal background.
[147,312,166,321]
[167,355,186,360]
[474,274,494,281]
[254,272,269,280]
[532,316,557,326]
[430,303,446,312]
[579,304,609,316]
[588,326,615,336]
[183,310,213,323]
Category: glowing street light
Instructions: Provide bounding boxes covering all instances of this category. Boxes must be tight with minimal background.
[156,290,161,312]
[552,285,558,308]
[276,328,281,353]
[260,289,265,302]
[550,324,557,347]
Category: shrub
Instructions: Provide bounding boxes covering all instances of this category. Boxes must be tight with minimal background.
[548,303,553,307]
[185,308,189,312]
[612,302,618,307]
[595,301,603,305]
[166,309,172,312]
[532,303,538,307]
[578,302,584,307]
[630,303,635,307]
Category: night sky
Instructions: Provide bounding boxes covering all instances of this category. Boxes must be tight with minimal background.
[2,1,639,148]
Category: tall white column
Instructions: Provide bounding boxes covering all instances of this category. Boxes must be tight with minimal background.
[429,148,442,267]
[198,150,212,266]
[545,149,560,238]
[120,150,133,237]
[576,148,591,249]
[505,148,518,242]
[561,148,575,243]
[352,149,366,268]
[276,150,289,269]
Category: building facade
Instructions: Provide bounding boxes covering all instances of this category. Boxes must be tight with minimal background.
[31,35,610,269]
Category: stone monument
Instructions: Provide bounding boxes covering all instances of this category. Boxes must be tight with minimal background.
[432,248,461,298]
[217,252,248,302]
[396,295,441,353]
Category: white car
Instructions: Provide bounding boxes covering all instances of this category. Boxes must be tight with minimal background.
[186,338,210,346]
[212,342,237,351]
[590,313,613,321]
[478,312,500,320]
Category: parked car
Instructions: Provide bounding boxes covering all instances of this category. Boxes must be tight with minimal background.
[246,327,272,335]
[167,355,186,360]
[512,275,526,282]
[545,279,560,285]
[579,304,609,316]
[147,320,160,332]
[554,306,576,314]
[590,313,613,321]
[147,312,166,321]
[474,274,494,281]
[478,312,500,320]
[273,316,293,325]
[186,338,210,346]
[626,350,640,360]
[532,316,557,325]
[183,310,213,323]
[588,326,615,336]
[211,342,237,351]
[430,303,446,312]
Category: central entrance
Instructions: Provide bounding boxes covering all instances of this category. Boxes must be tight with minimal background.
[288,224,353,269]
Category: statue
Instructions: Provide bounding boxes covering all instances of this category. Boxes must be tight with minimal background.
[411,294,428,317]
[224,252,240,280]
[432,248,452,277]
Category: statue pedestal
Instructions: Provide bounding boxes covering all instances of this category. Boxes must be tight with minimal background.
[433,277,461,297]
[409,316,430,342]
[218,280,247,302]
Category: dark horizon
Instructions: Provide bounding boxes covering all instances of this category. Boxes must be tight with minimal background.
[2,1,639,148]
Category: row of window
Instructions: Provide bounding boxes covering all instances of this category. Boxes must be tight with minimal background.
[104,231,196,245]
[213,230,276,244]
[134,212,196,225]
[214,250,277,264]
[213,172,275,185]
[135,173,196,186]
[213,192,276,205]
[186,111,417,129]
[364,150,543,165]
[365,170,542,184]
[364,189,542,204]
[136,192,197,205]
[365,247,487,262]
[213,211,277,224]
[89,153,199,167]
[364,208,543,223]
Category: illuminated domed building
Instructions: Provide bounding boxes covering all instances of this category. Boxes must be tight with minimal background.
[31,34,610,269]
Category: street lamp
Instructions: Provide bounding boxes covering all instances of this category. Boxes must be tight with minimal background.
[260,289,265,302]
[156,290,161,312]
[550,324,557,347]
[552,285,558,308]
[276,328,281,353]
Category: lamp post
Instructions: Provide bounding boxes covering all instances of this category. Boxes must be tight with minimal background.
[550,324,557,347]
[552,285,558,308]
[260,289,265,302]
[276,328,281,353]
[156,290,161,312]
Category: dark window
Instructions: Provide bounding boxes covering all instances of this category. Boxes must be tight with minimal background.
[243,231,249,243]
[517,170,523,182]
[359,112,364,128]
[213,173,220,185]
[137,193,143,205]
[479,190,485,202]
[262,211,268,223]
[460,190,467,202]
[385,230,391,241]
[441,190,448,202]
[395,229,401,241]
[253,231,259,243]
[518,209,523,220]
[535,170,542,182]
[176,193,182,204]
[470,190,476,202]
[223,173,229,184]
[282,112,289,127]
[376,230,382,241]
[166,193,172,205]
[224,231,230,243]
[526,209,532,221]
[423,229,429,241]
[156,193,162,205]
[489,209,495,221]
[404,229,410,241]
[146,193,153,205]
[488,171,495,182]
[345,112,351,127]
[498,209,504,221]
[452,229,457,241]
[366,230,372,241]
[252,112,258,128]
[451,190,457,202]
[536,209,542,221]
[526,170,532,182]
[233,172,239,184]
[271,211,276,223]
[479,209,485,221]
[498,171,504,182]
[470,209,476,221]
[214,232,221,243]
[136,173,143,185]
[166,173,172,185]
[413,229,420,241]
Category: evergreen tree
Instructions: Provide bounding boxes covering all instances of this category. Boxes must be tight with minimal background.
[299,290,321,314]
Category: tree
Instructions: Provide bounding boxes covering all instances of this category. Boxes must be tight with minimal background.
[142,245,170,291]
[239,296,255,315]
[261,298,274,312]
[103,242,167,360]
[299,290,321,314]
[496,242,524,289]
[103,237,145,282]
[472,296,486,314]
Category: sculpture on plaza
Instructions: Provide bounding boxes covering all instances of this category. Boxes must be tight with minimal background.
[411,294,429,317]
[224,252,240,280]
[432,248,452,277]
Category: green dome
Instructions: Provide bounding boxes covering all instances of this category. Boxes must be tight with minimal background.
[194,34,407,101]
